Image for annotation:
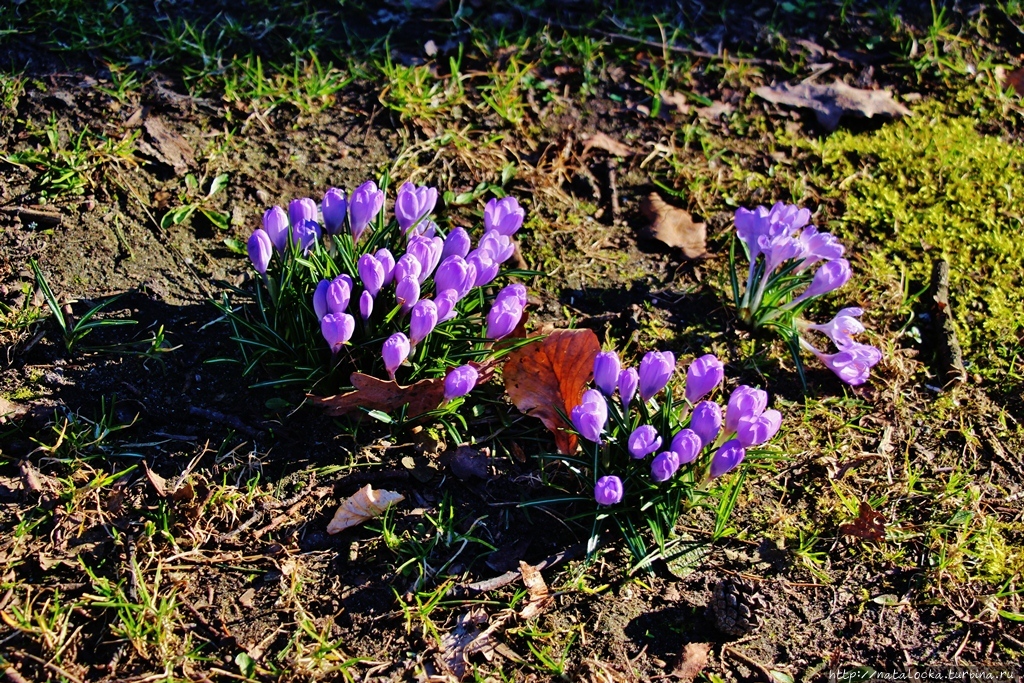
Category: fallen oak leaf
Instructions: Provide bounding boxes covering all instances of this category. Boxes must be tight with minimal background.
[755,80,911,131]
[327,484,404,534]
[838,500,886,543]
[503,328,600,454]
[640,193,707,259]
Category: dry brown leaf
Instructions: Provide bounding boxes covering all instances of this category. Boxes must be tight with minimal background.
[503,329,600,454]
[582,131,636,157]
[674,642,711,683]
[441,609,489,680]
[1005,67,1024,96]
[838,500,886,543]
[659,91,692,114]
[326,484,404,534]
[755,80,912,131]
[0,397,29,424]
[142,117,194,175]
[518,561,553,620]
[640,193,707,258]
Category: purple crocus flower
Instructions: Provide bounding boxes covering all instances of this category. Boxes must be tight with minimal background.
[736,409,782,447]
[326,277,351,314]
[594,475,623,506]
[638,350,676,402]
[407,218,437,239]
[247,229,272,274]
[809,341,882,386]
[690,400,722,448]
[435,289,459,322]
[348,180,384,242]
[593,351,621,397]
[292,219,321,254]
[495,283,528,308]
[685,354,724,404]
[725,386,768,433]
[441,227,471,261]
[358,254,386,298]
[485,296,523,340]
[478,231,515,263]
[289,197,318,229]
[394,182,437,232]
[670,429,703,464]
[359,290,373,321]
[394,253,422,285]
[395,276,420,314]
[651,451,681,483]
[444,365,479,401]
[484,196,525,236]
[434,256,472,297]
[759,234,806,275]
[628,424,662,459]
[618,368,639,409]
[321,188,347,235]
[710,439,746,478]
[321,313,354,353]
[409,299,438,346]
[806,307,865,349]
[263,206,290,252]
[382,332,411,379]
[795,226,844,272]
[792,258,852,305]
[408,235,443,282]
[375,248,396,286]
[571,389,607,444]
[313,279,330,320]
[467,250,499,288]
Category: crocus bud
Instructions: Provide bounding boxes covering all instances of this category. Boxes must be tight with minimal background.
[357,254,385,298]
[382,332,411,379]
[571,389,607,444]
[321,313,354,353]
[263,206,289,252]
[327,277,351,314]
[292,219,321,254]
[394,253,422,285]
[478,231,514,263]
[359,290,373,321]
[792,258,852,304]
[436,289,459,322]
[313,279,331,320]
[348,180,384,242]
[435,256,472,297]
[710,439,746,478]
[690,400,722,448]
[685,354,724,404]
[725,386,768,432]
[618,368,639,409]
[409,299,438,346]
[651,451,681,483]
[736,409,782,447]
[407,235,443,282]
[289,197,318,229]
[395,276,420,314]
[485,296,523,340]
[484,196,524,236]
[670,429,703,464]
[321,188,347,235]
[638,350,676,402]
[375,248,396,286]
[593,351,620,397]
[247,229,272,274]
[627,424,662,459]
[441,227,471,261]
[467,250,499,288]
[594,475,623,506]
[395,182,437,232]
[444,365,478,401]
[495,283,528,309]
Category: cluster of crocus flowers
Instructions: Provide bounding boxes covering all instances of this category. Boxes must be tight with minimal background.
[570,350,781,507]
[731,202,881,386]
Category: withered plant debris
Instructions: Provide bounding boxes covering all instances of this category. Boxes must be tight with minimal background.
[518,560,554,620]
[326,484,404,534]
[755,80,912,130]
[839,500,886,543]
[140,116,195,175]
[674,642,711,683]
[639,193,707,258]
[582,131,636,157]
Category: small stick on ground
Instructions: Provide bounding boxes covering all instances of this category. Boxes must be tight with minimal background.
[930,258,967,386]
[724,646,776,682]
[453,541,588,596]
[188,406,262,438]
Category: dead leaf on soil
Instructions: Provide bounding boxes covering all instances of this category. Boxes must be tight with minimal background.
[441,609,489,680]
[659,91,692,114]
[1004,67,1024,96]
[838,500,886,543]
[0,397,29,424]
[640,193,707,259]
[503,328,600,454]
[673,642,711,683]
[518,561,553,620]
[141,117,195,176]
[582,131,636,157]
[695,101,735,121]
[755,80,911,131]
[326,484,404,534]
[445,445,491,480]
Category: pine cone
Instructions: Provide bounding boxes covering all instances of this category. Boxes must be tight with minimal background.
[709,578,768,636]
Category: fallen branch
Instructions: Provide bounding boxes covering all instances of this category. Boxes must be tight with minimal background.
[929,259,966,386]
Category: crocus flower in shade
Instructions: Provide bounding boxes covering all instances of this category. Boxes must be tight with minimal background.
[321,313,354,353]
[478,231,515,263]
[435,289,459,322]
[409,299,438,346]
[247,229,272,274]
[593,351,621,397]
[359,290,373,321]
[357,254,386,298]
[395,182,437,232]
[495,283,528,308]
[313,279,331,320]
[348,180,384,242]
[736,409,782,447]
[394,253,422,285]
[618,368,639,409]
[571,389,607,444]
[382,332,411,379]
[710,439,746,479]
[408,235,443,281]
[685,354,724,404]
[375,248,396,286]
[670,428,703,464]
[690,400,723,448]
[444,365,478,401]
[651,451,681,483]
[809,341,882,386]
[628,424,662,459]
[326,277,351,314]
[263,206,289,252]
[292,219,321,254]
[725,386,768,432]
[485,296,523,340]
[434,256,473,296]
[484,196,525,236]
[321,188,347,235]
[289,197,318,229]
[395,276,420,314]
[594,475,623,506]
[791,258,852,305]
[638,350,676,402]
[805,307,865,349]
[467,250,499,287]
[441,227,471,261]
